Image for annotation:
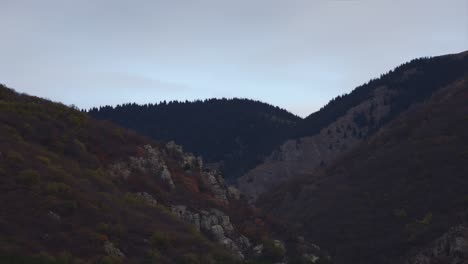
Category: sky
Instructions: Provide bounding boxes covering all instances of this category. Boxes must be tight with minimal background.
[0,0,467,117]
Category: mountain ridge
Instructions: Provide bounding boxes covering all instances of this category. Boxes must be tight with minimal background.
[238,50,468,200]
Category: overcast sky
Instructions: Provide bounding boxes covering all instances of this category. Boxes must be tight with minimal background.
[0,0,467,117]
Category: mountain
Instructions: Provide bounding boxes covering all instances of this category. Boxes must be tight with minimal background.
[256,53,468,263]
[0,85,328,263]
[88,99,300,182]
[238,51,468,201]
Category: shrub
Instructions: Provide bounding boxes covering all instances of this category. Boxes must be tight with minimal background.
[36,155,51,166]
[16,169,40,186]
[405,212,433,241]
[45,182,72,198]
[0,251,80,264]
[209,250,240,264]
[145,249,162,263]
[123,193,140,205]
[175,253,200,264]
[6,151,24,167]
[49,166,72,182]
[98,256,123,264]
[55,200,78,216]
[150,231,172,252]
[85,169,114,191]
[258,238,285,263]
[393,208,408,218]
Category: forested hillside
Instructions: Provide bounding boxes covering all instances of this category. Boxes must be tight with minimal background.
[257,69,468,264]
[238,51,468,200]
[0,85,327,264]
[89,99,300,181]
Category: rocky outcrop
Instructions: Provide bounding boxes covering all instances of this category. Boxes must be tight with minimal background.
[165,141,233,203]
[165,141,202,172]
[238,86,396,201]
[202,169,229,203]
[171,205,250,260]
[406,225,468,264]
[135,192,158,206]
[109,144,175,189]
[104,241,125,258]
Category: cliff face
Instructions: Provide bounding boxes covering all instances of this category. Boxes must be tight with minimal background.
[238,51,468,202]
[238,85,394,201]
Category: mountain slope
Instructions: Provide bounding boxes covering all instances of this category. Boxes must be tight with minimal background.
[238,50,468,200]
[0,85,326,263]
[88,98,300,182]
[257,71,468,263]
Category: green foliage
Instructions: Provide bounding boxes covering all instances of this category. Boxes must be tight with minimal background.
[175,253,200,264]
[97,256,123,264]
[419,212,433,225]
[55,200,78,216]
[150,231,172,252]
[35,155,51,166]
[256,238,285,263]
[209,250,240,264]
[66,113,87,128]
[6,151,24,167]
[49,166,72,182]
[393,208,408,218]
[44,182,72,198]
[85,169,114,191]
[16,169,40,186]
[123,193,140,205]
[144,249,162,263]
[0,252,81,264]
[1,125,24,142]
[405,212,433,241]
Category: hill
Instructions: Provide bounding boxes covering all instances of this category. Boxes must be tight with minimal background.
[88,99,301,182]
[257,63,468,263]
[0,85,327,263]
[238,50,468,200]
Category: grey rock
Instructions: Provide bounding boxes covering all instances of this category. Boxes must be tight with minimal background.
[253,244,264,256]
[104,241,125,258]
[228,186,241,200]
[160,165,175,189]
[171,205,252,260]
[211,225,226,241]
[135,192,158,206]
[303,253,320,263]
[171,205,200,231]
[47,210,61,222]
[407,225,468,264]
[237,235,252,250]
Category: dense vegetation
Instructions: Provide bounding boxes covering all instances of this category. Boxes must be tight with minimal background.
[297,52,468,137]
[0,85,275,263]
[89,53,468,184]
[89,99,300,181]
[257,72,468,263]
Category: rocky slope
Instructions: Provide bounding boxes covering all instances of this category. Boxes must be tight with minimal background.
[239,50,468,201]
[256,67,468,263]
[0,85,327,263]
[406,225,468,264]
